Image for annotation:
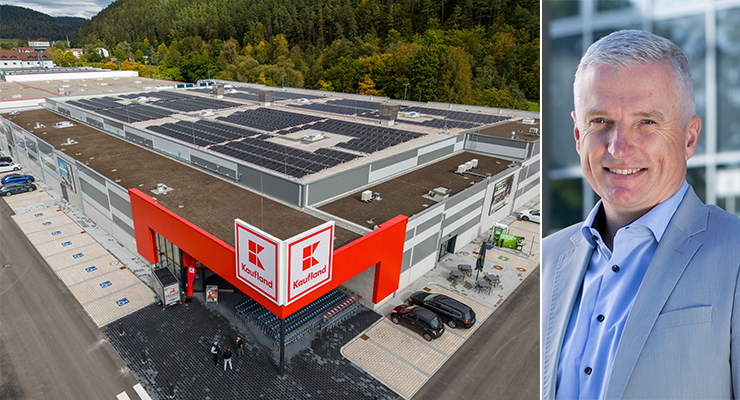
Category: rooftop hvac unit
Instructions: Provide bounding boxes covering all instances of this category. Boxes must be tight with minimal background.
[200,109,215,117]
[57,87,65,95]
[465,161,473,171]
[471,159,478,168]
[259,91,273,106]
[212,84,224,98]
[361,190,373,202]
[379,104,400,126]
[529,127,539,135]
[457,164,467,174]
[405,111,421,118]
[55,121,73,128]
[136,96,148,103]
[522,118,536,124]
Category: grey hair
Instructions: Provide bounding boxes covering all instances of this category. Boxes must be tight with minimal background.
[573,30,695,129]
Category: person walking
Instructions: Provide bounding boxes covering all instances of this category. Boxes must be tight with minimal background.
[236,336,243,358]
[210,341,219,366]
[223,347,233,371]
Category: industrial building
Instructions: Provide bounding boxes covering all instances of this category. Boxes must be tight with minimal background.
[0,77,539,319]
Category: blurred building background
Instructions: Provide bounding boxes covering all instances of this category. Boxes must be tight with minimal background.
[543,0,740,234]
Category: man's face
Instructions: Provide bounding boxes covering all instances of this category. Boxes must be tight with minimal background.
[573,62,700,220]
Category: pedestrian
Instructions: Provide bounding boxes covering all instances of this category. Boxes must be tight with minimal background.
[211,341,219,366]
[223,347,233,371]
[236,336,243,357]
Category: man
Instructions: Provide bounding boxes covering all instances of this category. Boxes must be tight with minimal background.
[542,30,740,400]
[236,336,244,357]
[211,340,219,366]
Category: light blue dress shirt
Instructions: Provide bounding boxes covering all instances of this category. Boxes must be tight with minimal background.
[555,181,690,400]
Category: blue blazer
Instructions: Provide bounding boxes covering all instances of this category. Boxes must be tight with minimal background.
[542,187,740,399]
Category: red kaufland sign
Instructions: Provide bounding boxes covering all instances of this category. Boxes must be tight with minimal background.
[287,223,333,303]
[235,219,334,306]
[235,220,281,303]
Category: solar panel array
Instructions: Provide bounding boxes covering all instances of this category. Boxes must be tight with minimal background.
[217,108,323,132]
[286,102,375,117]
[95,104,173,123]
[210,137,359,178]
[146,120,260,146]
[67,97,125,111]
[152,97,241,113]
[303,119,424,153]
[403,107,509,126]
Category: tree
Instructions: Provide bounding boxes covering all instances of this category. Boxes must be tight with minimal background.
[358,74,381,96]
[440,46,474,104]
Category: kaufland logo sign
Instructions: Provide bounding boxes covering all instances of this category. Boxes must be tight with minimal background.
[235,219,334,305]
[287,224,333,303]
[235,220,279,303]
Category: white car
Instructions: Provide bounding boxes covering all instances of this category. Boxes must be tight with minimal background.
[0,162,21,173]
[517,209,540,223]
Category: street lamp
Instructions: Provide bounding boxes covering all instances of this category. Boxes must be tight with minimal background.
[281,74,287,88]
[403,82,410,101]
[208,70,212,80]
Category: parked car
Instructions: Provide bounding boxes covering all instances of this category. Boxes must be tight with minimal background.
[408,291,476,329]
[0,182,36,196]
[517,209,540,223]
[0,162,21,173]
[0,156,12,163]
[1,173,34,185]
[390,304,445,341]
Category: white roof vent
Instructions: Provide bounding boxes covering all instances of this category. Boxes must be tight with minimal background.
[297,98,310,103]
[522,118,535,124]
[200,109,215,117]
[55,121,73,128]
[302,131,324,142]
[34,122,45,129]
[424,186,451,202]
[405,111,421,118]
[63,137,77,145]
[471,159,478,168]
[457,164,467,174]
[151,183,174,195]
[136,96,148,102]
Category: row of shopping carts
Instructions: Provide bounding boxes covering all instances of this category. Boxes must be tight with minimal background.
[234,289,365,347]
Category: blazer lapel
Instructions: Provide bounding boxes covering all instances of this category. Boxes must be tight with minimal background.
[543,230,593,399]
[605,189,707,399]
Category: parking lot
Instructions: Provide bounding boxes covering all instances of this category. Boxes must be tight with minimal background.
[344,203,541,399]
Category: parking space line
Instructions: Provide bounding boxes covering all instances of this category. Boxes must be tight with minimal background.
[365,331,431,377]
[80,281,144,306]
[133,383,152,400]
[384,320,452,357]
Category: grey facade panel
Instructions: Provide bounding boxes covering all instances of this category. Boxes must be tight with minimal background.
[476,135,528,149]
[237,165,300,205]
[109,190,132,220]
[416,213,443,235]
[106,119,123,130]
[405,228,415,242]
[371,150,417,172]
[401,249,413,273]
[445,214,481,239]
[444,182,486,210]
[79,178,110,211]
[531,140,540,156]
[516,178,539,198]
[191,155,236,179]
[112,214,135,238]
[77,163,107,186]
[37,140,53,157]
[57,106,71,117]
[125,131,153,148]
[411,233,439,266]
[417,145,455,166]
[527,160,540,178]
[306,165,370,205]
[443,200,483,227]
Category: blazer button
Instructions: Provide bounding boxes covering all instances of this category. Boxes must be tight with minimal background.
[597,314,605,322]
[591,235,598,242]
[612,265,620,273]
[585,367,593,375]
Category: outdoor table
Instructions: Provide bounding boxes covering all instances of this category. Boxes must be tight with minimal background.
[450,270,465,282]
[476,280,492,294]
[458,264,473,277]
[484,274,501,287]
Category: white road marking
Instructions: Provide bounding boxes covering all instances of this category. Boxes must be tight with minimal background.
[134,383,152,400]
[116,392,131,400]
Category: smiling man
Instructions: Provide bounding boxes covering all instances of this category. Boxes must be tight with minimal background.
[542,30,740,400]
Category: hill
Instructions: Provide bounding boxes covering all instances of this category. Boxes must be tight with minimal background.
[73,0,539,108]
[0,5,87,41]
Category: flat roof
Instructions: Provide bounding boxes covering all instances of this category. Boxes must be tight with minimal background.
[318,152,513,227]
[4,109,362,249]
[0,76,184,102]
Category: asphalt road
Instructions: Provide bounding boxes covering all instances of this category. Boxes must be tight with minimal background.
[415,267,540,400]
[0,199,141,399]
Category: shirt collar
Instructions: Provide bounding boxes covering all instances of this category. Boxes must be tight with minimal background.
[581,180,689,245]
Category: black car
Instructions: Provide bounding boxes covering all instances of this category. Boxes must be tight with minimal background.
[390,304,445,341]
[0,182,36,196]
[1,173,34,185]
[0,156,11,163]
[408,291,476,329]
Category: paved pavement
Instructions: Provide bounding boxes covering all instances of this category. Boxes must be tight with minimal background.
[1,164,540,399]
[0,193,145,400]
